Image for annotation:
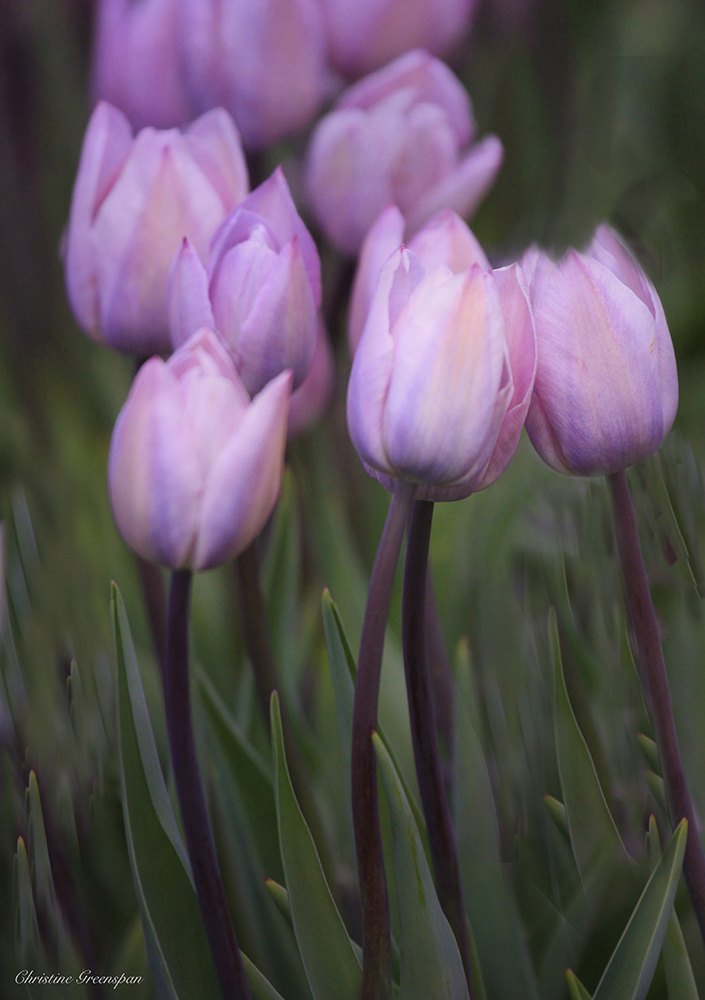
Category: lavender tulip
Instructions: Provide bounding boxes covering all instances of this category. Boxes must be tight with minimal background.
[305,50,503,255]
[108,329,291,570]
[321,0,476,78]
[347,239,536,501]
[169,167,320,396]
[288,317,335,437]
[525,225,678,476]
[91,0,193,130]
[65,102,248,355]
[180,0,327,149]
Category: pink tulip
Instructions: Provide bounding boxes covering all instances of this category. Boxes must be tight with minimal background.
[169,167,320,396]
[180,0,327,149]
[321,0,476,79]
[347,238,536,501]
[65,102,248,355]
[305,50,503,255]
[91,0,193,130]
[525,225,678,476]
[108,329,291,570]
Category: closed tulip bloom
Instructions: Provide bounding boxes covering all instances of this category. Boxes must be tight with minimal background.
[169,168,320,396]
[347,242,536,501]
[108,329,291,570]
[525,225,678,477]
[305,50,503,255]
[322,0,476,79]
[65,102,248,355]
[180,0,327,149]
[91,0,193,130]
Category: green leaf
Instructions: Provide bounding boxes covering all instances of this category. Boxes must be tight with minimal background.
[271,690,362,1000]
[637,734,659,772]
[263,469,301,680]
[265,879,292,924]
[644,771,667,812]
[647,818,700,1000]
[113,582,283,1000]
[543,794,570,842]
[566,969,593,1000]
[551,608,630,898]
[592,820,687,1000]
[16,835,42,964]
[28,770,59,932]
[373,732,469,1000]
[454,648,537,1000]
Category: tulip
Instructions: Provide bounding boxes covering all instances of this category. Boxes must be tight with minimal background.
[108,329,291,570]
[347,239,536,501]
[179,0,327,149]
[65,102,249,356]
[321,0,476,79]
[288,317,335,437]
[91,0,193,130]
[169,167,320,396]
[525,225,678,477]
[348,204,489,352]
[305,50,503,255]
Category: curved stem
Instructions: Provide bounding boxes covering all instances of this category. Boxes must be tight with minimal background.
[352,482,415,1000]
[164,570,252,1000]
[403,500,474,997]
[610,471,705,945]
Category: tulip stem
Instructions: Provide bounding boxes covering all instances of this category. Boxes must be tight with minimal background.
[425,569,455,768]
[135,555,167,676]
[609,471,705,945]
[402,500,474,997]
[164,570,252,1000]
[352,481,415,1000]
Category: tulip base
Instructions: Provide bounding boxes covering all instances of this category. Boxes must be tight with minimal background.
[609,470,705,946]
[164,570,252,1000]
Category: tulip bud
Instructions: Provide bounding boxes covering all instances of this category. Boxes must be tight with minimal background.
[108,329,291,570]
[288,317,335,437]
[305,50,503,255]
[180,0,327,149]
[65,102,249,355]
[169,167,320,396]
[321,0,477,79]
[525,225,678,477]
[91,0,193,130]
[348,205,489,353]
[347,241,536,501]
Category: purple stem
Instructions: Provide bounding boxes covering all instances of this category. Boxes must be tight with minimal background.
[610,470,705,945]
[352,482,415,1000]
[164,570,252,1000]
[402,500,474,997]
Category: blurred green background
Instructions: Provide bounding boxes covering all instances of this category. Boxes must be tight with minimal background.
[1,0,704,997]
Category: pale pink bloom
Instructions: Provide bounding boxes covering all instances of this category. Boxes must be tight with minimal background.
[108,330,291,570]
[305,50,503,255]
[525,225,678,476]
[65,102,248,355]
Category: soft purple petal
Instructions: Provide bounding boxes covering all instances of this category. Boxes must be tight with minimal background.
[349,205,405,352]
[168,238,216,349]
[288,316,335,437]
[407,209,489,275]
[182,108,249,210]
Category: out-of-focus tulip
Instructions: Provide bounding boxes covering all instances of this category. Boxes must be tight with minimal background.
[169,167,320,396]
[65,102,248,355]
[525,225,678,477]
[305,50,503,256]
[179,0,327,149]
[91,0,193,131]
[288,317,335,437]
[322,0,476,79]
[108,329,291,570]
[347,239,536,501]
[348,205,489,352]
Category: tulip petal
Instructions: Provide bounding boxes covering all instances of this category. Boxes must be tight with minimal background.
[407,209,489,275]
[108,358,202,566]
[405,133,503,235]
[288,316,335,437]
[168,239,216,349]
[183,107,249,209]
[194,370,292,569]
[349,204,405,353]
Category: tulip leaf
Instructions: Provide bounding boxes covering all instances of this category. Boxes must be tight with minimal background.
[592,819,687,1000]
[113,582,283,1000]
[543,794,570,842]
[646,817,700,1000]
[271,690,362,1000]
[28,770,59,934]
[566,970,593,1000]
[551,608,631,898]
[373,732,469,1000]
[454,645,537,1000]
[15,836,42,964]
